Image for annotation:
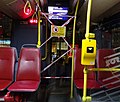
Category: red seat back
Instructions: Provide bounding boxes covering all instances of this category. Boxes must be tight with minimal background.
[74,47,96,80]
[0,47,17,80]
[97,49,115,68]
[16,48,41,81]
[97,49,115,79]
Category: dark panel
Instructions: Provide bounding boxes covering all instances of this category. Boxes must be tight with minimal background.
[48,0,69,7]
[11,22,38,54]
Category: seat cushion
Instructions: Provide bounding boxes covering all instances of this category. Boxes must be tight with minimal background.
[0,80,12,91]
[74,79,100,89]
[8,81,40,92]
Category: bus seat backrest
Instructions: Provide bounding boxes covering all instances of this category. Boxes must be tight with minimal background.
[16,48,41,81]
[97,49,115,79]
[74,47,95,80]
[0,47,17,80]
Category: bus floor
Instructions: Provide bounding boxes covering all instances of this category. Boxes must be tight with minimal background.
[39,79,77,102]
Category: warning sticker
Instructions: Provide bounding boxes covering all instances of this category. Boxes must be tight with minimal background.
[51,25,66,37]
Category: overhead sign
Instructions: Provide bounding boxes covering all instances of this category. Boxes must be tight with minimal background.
[51,25,66,37]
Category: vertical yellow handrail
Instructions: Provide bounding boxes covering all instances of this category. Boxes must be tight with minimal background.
[82,0,93,102]
[85,0,92,39]
[82,66,91,102]
[70,0,79,98]
[37,11,41,48]
[83,66,88,101]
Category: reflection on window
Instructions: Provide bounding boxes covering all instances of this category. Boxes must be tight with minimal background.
[0,13,12,47]
[0,40,11,47]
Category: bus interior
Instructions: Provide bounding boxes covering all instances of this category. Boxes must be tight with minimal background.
[0,0,120,102]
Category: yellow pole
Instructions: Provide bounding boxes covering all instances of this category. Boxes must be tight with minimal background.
[85,0,92,39]
[82,66,88,102]
[82,66,92,102]
[70,0,79,98]
[82,0,93,101]
[37,11,41,48]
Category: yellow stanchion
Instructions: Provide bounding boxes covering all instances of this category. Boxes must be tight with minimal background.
[82,66,87,102]
[70,0,79,98]
[85,0,92,39]
[37,11,41,48]
[82,66,91,102]
[82,0,93,101]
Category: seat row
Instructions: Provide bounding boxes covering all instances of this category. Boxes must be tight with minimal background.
[74,46,120,89]
[0,47,41,101]
[0,46,119,101]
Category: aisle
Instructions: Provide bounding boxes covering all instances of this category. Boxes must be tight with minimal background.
[47,80,73,102]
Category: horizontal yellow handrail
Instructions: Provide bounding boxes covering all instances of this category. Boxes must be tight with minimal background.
[88,68,120,72]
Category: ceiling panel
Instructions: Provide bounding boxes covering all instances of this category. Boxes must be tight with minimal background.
[91,0,120,20]
[2,0,17,4]
[0,0,20,19]
[78,0,120,30]
[6,0,30,19]
[0,0,120,23]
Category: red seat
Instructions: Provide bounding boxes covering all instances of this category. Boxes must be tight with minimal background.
[8,48,41,92]
[74,47,100,89]
[97,49,115,68]
[96,49,119,87]
[0,47,17,91]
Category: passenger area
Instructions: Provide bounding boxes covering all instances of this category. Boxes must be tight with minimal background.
[0,47,120,102]
[4,48,41,102]
[0,47,72,102]
[74,46,100,89]
[74,46,120,102]
[91,49,120,102]
[0,0,120,101]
